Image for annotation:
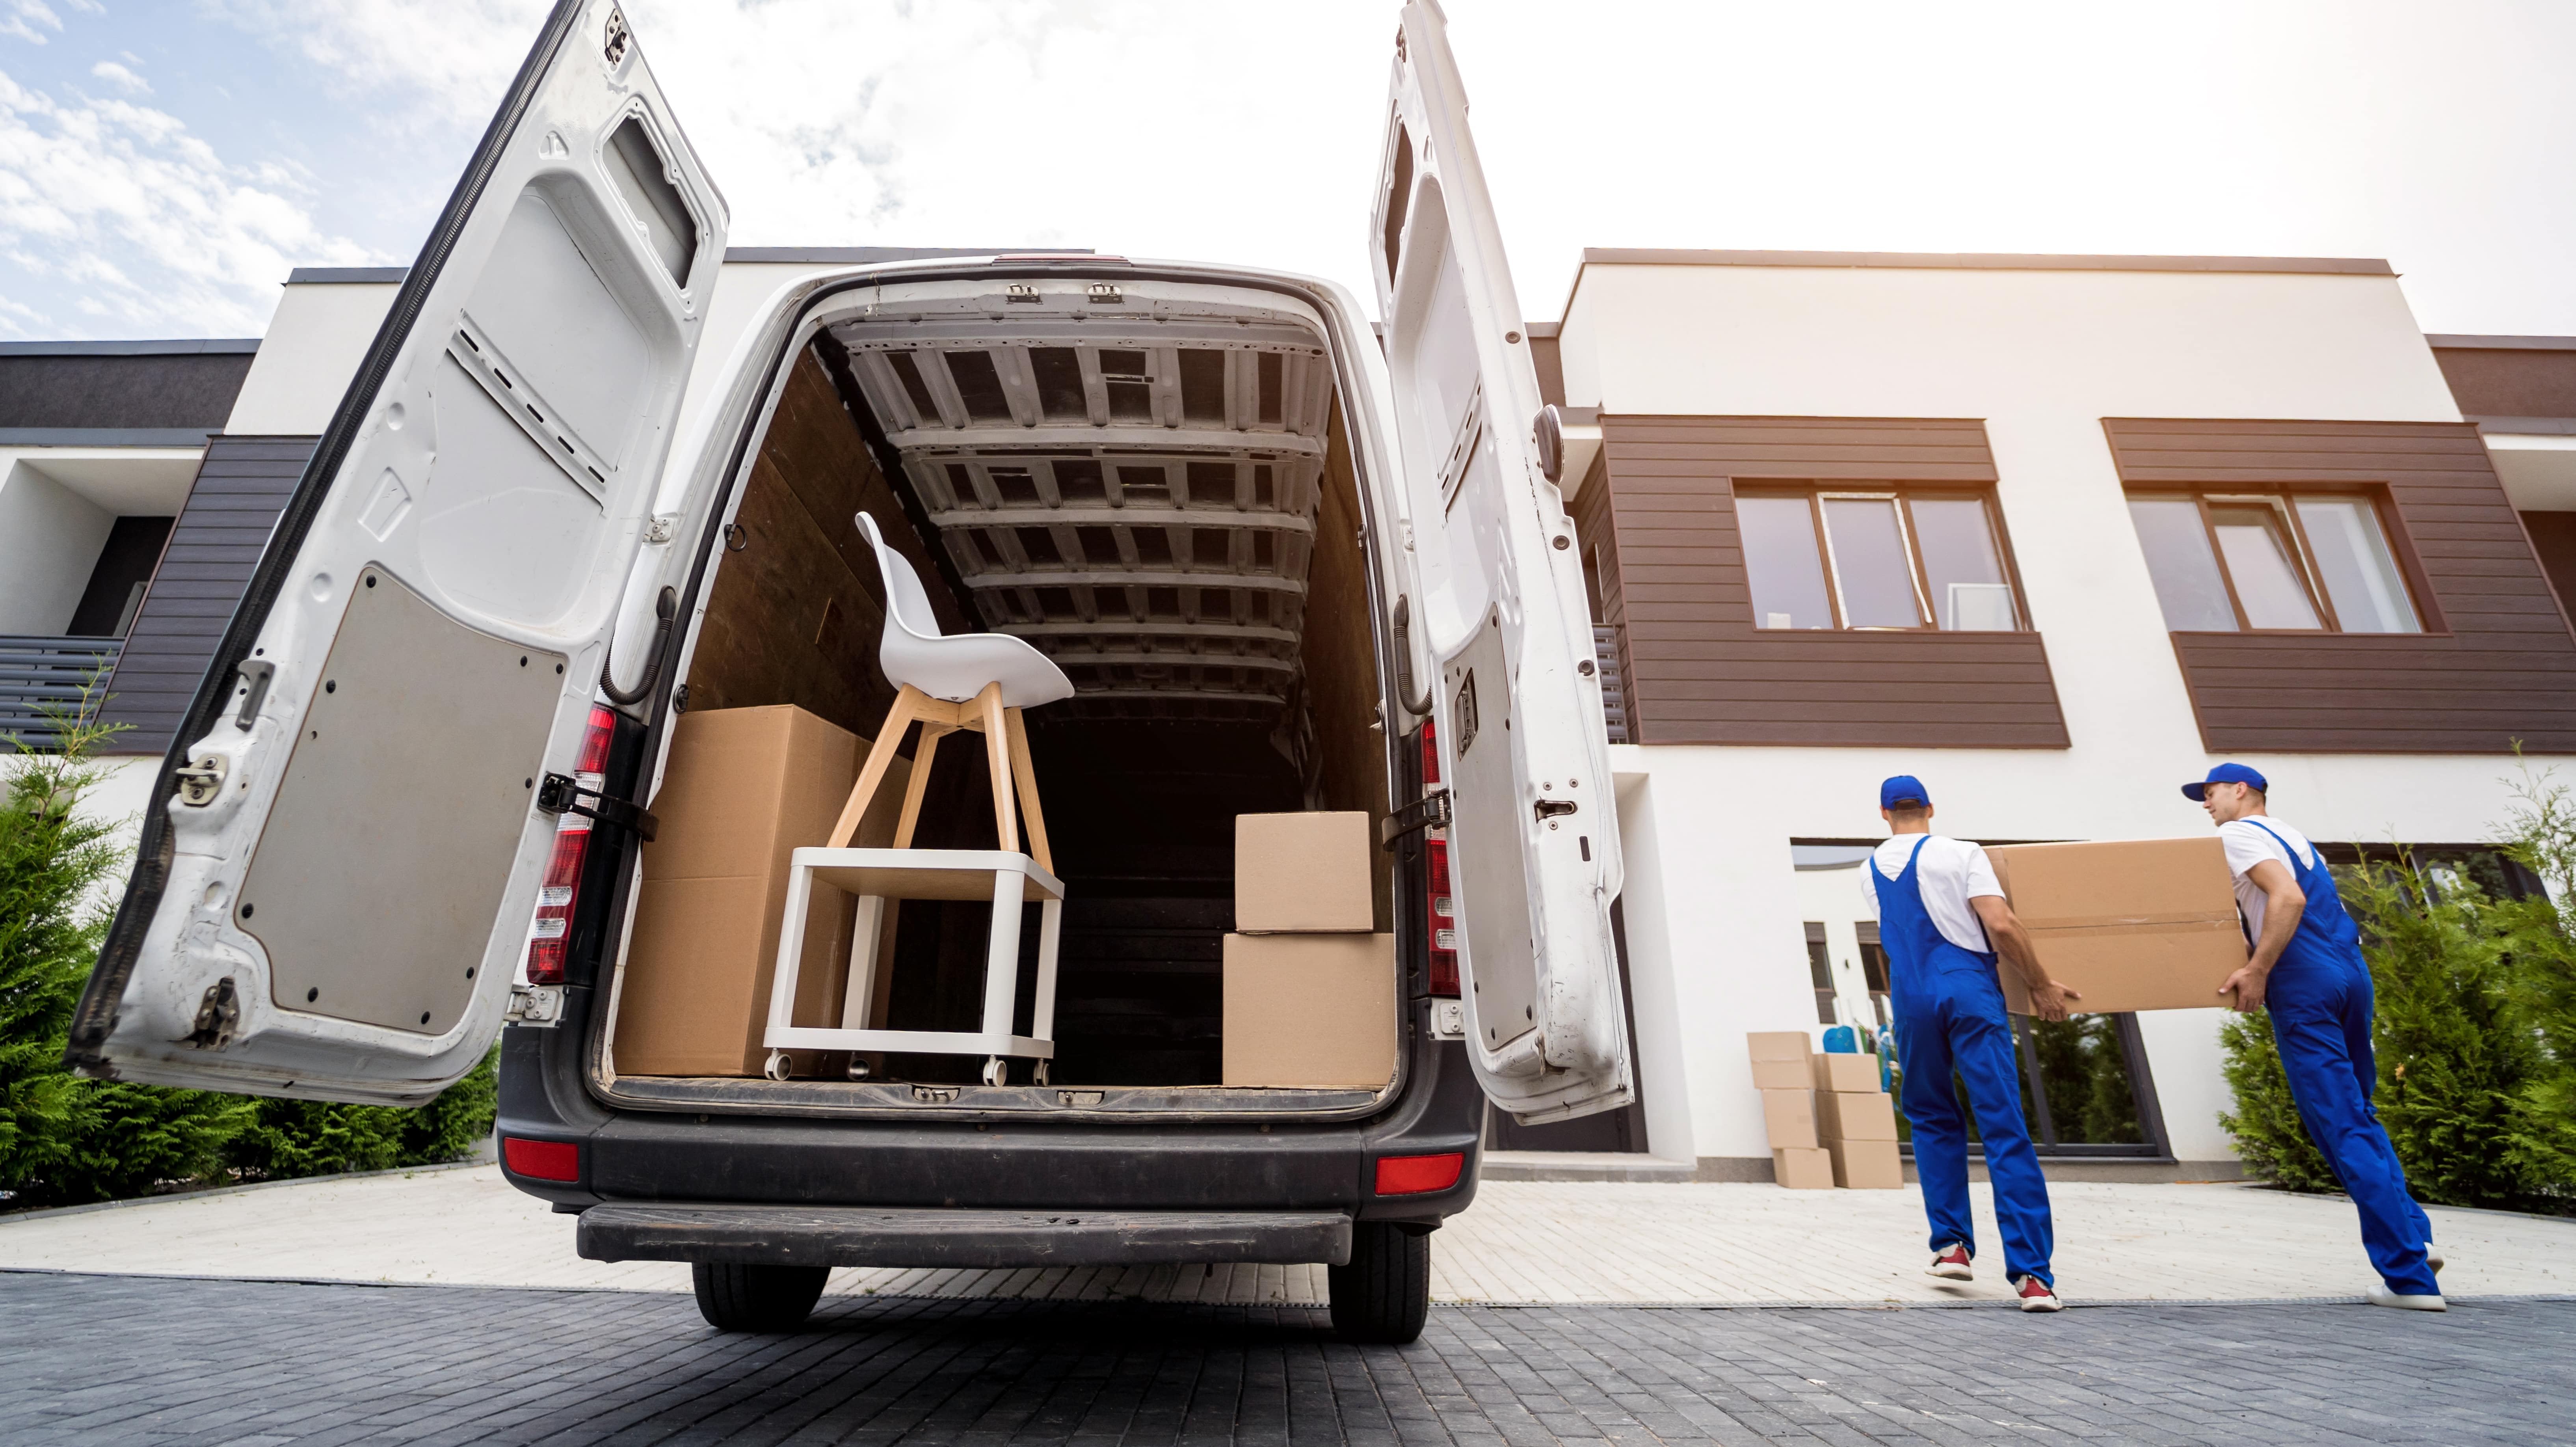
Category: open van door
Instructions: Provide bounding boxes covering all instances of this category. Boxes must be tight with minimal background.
[1374,2,1633,1123]
[65,0,726,1106]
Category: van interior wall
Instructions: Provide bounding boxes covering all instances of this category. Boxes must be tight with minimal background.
[658,339,1388,1088]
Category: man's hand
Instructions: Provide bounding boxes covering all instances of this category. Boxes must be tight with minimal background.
[2219,964,2269,1014]
[2027,979,2081,1022]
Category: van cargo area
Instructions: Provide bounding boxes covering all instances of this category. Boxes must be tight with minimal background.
[597,277,1402,1113]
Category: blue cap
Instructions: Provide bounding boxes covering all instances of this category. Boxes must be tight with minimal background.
[2184,763,2268,801]
[1880,775,1931,810]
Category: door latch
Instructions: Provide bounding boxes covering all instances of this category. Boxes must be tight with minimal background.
[536,772,658,842]
[1381,788,1452,848]
[1534,798,1578,821]
[173,754,229,806]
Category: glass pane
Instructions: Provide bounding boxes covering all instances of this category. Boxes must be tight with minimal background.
[2210,503,2322,629]
[1738,496,1834,629]
[2128,497,2239,631]
[1911,497,2015,630]
[2022,1015,2147,1144]
[1821,497,1924,627]
[2296,497,2422,633]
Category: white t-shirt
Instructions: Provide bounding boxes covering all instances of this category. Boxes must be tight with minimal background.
[2219,816,2316,940]
[1859,835,2002,955]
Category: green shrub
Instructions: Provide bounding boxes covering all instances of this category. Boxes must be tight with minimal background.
[2217,1011,2338,1193]
[3,693,497,1210]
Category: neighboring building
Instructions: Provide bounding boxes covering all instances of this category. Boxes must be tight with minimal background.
[13,246,2572,1182]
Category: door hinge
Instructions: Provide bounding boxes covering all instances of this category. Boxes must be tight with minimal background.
[173,754,229,806]
[643,513,679,545]
[507,985,565,1027]
[1381,788,1452,848]
[180,977,240,1049]
[536,773,658,842]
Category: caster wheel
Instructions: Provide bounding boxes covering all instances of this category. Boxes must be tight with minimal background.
[1033,1061,1050,1086]
[846,1058,871,1081]
[763,1050,792,1082]
[981,1056,1007,1087]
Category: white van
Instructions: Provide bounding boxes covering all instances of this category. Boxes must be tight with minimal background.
[68,0,1633,1343]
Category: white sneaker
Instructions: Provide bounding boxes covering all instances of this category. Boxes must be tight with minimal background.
[1926,1243,1973,1280]
[2365,1282,2446,1312]
[2425,1246,2444,1274]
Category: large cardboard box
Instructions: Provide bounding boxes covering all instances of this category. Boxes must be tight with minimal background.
[1986,838,2249,1015]
[1747,1030,1812,1090]
[614,706,907,1076]
[1812,1052,1882,1094]
[1816,1090,1898,1143]
[1235,812,1374,932]
[1221,933,1398,1087]
[1828,1136,1903,1190]
[1773,1146,1835,1190]
[1760,1087,1819,1150]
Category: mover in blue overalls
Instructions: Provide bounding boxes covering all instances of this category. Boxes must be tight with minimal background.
[1865,776,2081,1312]
[2189,764,2446,1311]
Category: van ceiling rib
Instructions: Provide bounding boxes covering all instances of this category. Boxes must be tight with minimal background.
[831,300,1334,723]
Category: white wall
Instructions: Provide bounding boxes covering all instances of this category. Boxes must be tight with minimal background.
[225,283,401,435]
[0,460,113,634]
[1562,260,2495,1165]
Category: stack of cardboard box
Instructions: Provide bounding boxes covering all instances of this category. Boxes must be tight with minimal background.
[1813,1050,1901,1188]
[1222,813,1397,1088]
[1747,1032,1833,1188]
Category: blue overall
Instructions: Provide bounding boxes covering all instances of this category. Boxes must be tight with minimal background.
[2241,820,2438,1296]
[1873,838,2055,1287]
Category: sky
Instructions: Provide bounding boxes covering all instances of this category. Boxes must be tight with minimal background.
[2,0,2572,343]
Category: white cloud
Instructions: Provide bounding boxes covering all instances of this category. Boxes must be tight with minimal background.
[88,58,146,93]
[2,0,66,46]
[199,0,548,131]
[0,65,385,335]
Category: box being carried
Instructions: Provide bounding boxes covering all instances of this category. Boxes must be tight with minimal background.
[1985,838,2249,1015]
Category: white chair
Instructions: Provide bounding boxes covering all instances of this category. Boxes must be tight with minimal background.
[765,512,1075,1088]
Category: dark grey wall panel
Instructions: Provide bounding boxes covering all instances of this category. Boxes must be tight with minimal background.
[95,436,315,756]
[0,352,256,430]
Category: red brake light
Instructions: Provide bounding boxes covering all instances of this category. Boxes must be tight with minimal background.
[1418,721,1458,996]
[1374,1152,1464,1196]
[524,704,618,986]
[502,1136,581,1182]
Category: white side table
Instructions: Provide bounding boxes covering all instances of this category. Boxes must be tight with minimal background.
[763,847,1064,1086]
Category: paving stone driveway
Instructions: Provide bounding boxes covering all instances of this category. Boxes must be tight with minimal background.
[6,1272,2569,1446]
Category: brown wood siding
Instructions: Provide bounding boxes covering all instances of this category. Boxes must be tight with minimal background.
[96,436,313,756]
[2104,418,2576,753]
[1585,416,2068,747]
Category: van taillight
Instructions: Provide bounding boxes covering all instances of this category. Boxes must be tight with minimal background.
[1419,722,1459,997]
[502,1136,580,1182]
[1374,1151,1464,1196]
[524,704,617,987]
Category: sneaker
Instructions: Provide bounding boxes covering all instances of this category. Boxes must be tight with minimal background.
[2425,1246,2444,1274]
[1926,1244,1973,1280]
[2365,1282,2446,1312]
[2013,1275,2064,1313]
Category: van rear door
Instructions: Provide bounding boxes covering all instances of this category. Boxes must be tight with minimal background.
[1374,1,1633,1123]
[65,0,726,1106]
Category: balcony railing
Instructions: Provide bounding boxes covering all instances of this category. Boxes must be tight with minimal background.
[0,636,123,752]
[1594,625,1630,744]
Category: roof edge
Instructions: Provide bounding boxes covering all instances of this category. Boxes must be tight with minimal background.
[284,248,1085,287]
[2427,334,2576,352]
[0,339,260,356]
[0,427,219,448]
[286,266,410,285]
[1577,248,2396,277]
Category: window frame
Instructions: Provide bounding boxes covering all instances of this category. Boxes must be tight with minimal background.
[1737,482,2030,633]
[2128,485,2436,636]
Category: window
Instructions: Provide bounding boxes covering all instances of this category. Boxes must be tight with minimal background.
[2128,492,2422,633]
[1740,487,2022,631]
[1804,922,1836,1025]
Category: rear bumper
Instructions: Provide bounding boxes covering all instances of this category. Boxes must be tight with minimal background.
[579,1204,1352,1268]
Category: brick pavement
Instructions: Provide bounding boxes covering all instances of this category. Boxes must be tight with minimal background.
[5,1270,2569,1445]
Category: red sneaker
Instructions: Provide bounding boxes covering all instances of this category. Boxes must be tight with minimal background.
[1926,1244,1973,1280]
[2014,1275,2063,1313]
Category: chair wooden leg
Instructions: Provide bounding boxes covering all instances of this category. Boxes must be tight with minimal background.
[1004,707,1053,875]
[974,682,1017,854]
[829,685,924,848]
[891,723,950,849]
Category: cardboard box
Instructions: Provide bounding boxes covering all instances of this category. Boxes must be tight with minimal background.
[1222,933,1398,1087]
[614,706,907,1076]
[1747,1030,1812,1090]
[1760,1087,1819,1150]
[1815,1089,1898,1143]
[1828,1136,1903,1190]
[1986,838,2249,1015]
[1812,1051,1882,1094]
[1235,812,1374,932]
[1773,1146,1835,1190]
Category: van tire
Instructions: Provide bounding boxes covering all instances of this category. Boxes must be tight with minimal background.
[1328,1223,1430,1344]
[691,1262,828,1332]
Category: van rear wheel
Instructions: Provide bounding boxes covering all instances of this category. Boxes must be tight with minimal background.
[1328,1222,1430,1344]
[692,1262,828,1332]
